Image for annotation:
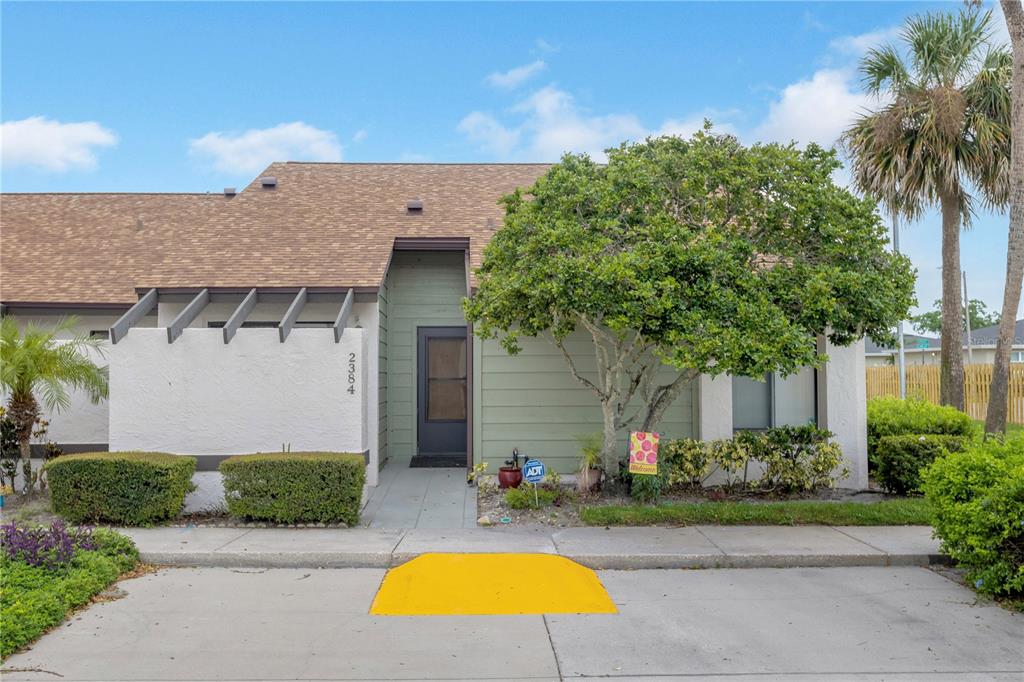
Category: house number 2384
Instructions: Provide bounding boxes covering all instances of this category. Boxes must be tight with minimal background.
[347,352,357,395]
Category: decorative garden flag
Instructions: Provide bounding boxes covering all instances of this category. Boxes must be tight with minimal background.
[628,431,659,475]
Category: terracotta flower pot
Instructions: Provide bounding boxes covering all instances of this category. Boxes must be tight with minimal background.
[498,466,523,489]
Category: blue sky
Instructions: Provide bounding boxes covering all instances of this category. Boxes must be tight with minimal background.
[1,1,1016,322]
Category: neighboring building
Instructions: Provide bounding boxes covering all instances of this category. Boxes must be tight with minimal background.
[865,321,1024,367]
[0,163,868,488]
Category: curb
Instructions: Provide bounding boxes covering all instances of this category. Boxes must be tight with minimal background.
[140,550,951,570]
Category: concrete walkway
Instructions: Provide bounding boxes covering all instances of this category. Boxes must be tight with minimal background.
[360,462,476,528]
[121,524,946,570]
[4,565,1021,680]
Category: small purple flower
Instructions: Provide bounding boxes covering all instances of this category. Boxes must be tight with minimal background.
[974,578,984,589]
[0,521,94,570]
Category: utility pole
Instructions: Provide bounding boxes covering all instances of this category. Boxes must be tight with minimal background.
[893,213,907,399]
[963,271,974,365]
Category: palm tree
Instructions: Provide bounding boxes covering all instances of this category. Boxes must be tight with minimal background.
[843,8,1011,410]
[0,317,108,492]
[987,0,1024,434]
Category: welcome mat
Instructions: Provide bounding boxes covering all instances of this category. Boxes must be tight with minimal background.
[408,455,465,468]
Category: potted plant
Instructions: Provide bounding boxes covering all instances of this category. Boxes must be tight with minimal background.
[498,448,523,489]
[576,433,603,492]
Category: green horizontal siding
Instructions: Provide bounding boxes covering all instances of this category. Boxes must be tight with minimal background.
[386,251,467,460]
[475,332,696,474]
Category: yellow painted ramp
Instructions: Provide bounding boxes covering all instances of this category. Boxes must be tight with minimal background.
[370,553,618,616]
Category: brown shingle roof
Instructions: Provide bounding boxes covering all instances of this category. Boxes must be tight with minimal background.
[1,163,549,305]
[1,193,231,305]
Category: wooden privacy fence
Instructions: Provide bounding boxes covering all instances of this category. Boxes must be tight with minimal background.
[866,364,1024,424]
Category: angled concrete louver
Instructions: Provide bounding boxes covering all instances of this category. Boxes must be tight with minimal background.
[333,288,355,342]
[278,288,308,342]
[109,288,158,344]
[222,289,258,344]
[167,289,210,343]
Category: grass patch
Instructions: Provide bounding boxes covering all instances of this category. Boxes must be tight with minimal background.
[975,419,1024,435]
[0,528,139,659]
[581,498,933,527]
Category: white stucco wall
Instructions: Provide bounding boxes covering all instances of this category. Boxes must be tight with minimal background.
[818,337,869,489]
[697,373,733,441]
[109,327,368,460]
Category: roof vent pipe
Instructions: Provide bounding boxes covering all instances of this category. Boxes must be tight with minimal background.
[224,187,236,197]
[406,199,423,212]
[261,176,277,188]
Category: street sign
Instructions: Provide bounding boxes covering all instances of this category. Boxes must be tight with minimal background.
[628,431,659,475]
[523,459,546,484]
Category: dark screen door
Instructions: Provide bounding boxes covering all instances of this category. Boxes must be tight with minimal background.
[416,327,468,456]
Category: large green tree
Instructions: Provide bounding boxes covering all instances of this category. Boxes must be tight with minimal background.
[843,8,1011,411]
[0,317,108,492]
[911,298,1001,335]
[464,131,916,474]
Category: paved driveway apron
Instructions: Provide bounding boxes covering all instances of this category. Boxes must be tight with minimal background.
[3,566,1021,681]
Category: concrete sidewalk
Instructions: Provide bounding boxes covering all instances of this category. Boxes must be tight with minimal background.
[121,524,946,570]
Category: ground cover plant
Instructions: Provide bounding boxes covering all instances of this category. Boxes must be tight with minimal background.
[581,498,933,526]
[0,522,139,659]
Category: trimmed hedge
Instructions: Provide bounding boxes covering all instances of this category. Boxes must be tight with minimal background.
[922,436,1024,598]
[866,397,979,463]
[219,452,366,525]
[45,452,196,525]
[874,434,969,494]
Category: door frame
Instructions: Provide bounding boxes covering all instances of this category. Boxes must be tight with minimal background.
[415,325,469,457]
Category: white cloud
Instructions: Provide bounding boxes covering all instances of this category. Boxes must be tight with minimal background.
[0,116,117,172]
[457,111,520,157]
[752,69,875,148]
[460,85,737,162]
[828,26,901,56]
[485,60,546,89]
[535,38,559,54]
[352,129,368,143]
[189,121,342,174]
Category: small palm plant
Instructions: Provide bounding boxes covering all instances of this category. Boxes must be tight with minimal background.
[842,7,1011,410]
[0,317,108,492]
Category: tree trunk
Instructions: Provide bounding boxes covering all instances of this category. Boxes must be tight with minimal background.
[599,400,620,477]
[6,393,39,494]
[987,0,1024,434]
[939,191,965,410]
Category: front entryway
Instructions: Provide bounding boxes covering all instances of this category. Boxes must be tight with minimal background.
[413,326,467,467]
[361,460,477,528]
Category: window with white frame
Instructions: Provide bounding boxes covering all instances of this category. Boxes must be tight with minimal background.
[732,367,817,430]
[1011,351,1024,363]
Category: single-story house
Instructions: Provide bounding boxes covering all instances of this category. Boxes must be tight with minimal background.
[0,163,869,489]
[865,321,1024,367]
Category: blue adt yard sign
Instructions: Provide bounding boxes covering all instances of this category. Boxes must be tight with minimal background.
[523,459,546,484]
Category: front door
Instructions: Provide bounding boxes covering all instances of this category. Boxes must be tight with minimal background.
[416,326,468,458]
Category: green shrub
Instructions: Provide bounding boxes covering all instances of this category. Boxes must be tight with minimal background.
[0,528,138,659]
[505,486,558,509]
[220,452,366,525]
[661,425,846,494]
[867,397,979,463]
[662,438,712,487]
[741,425,847,492]
[875,434,969,494]
[922,436,1024,598]
[46,452,196,525]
